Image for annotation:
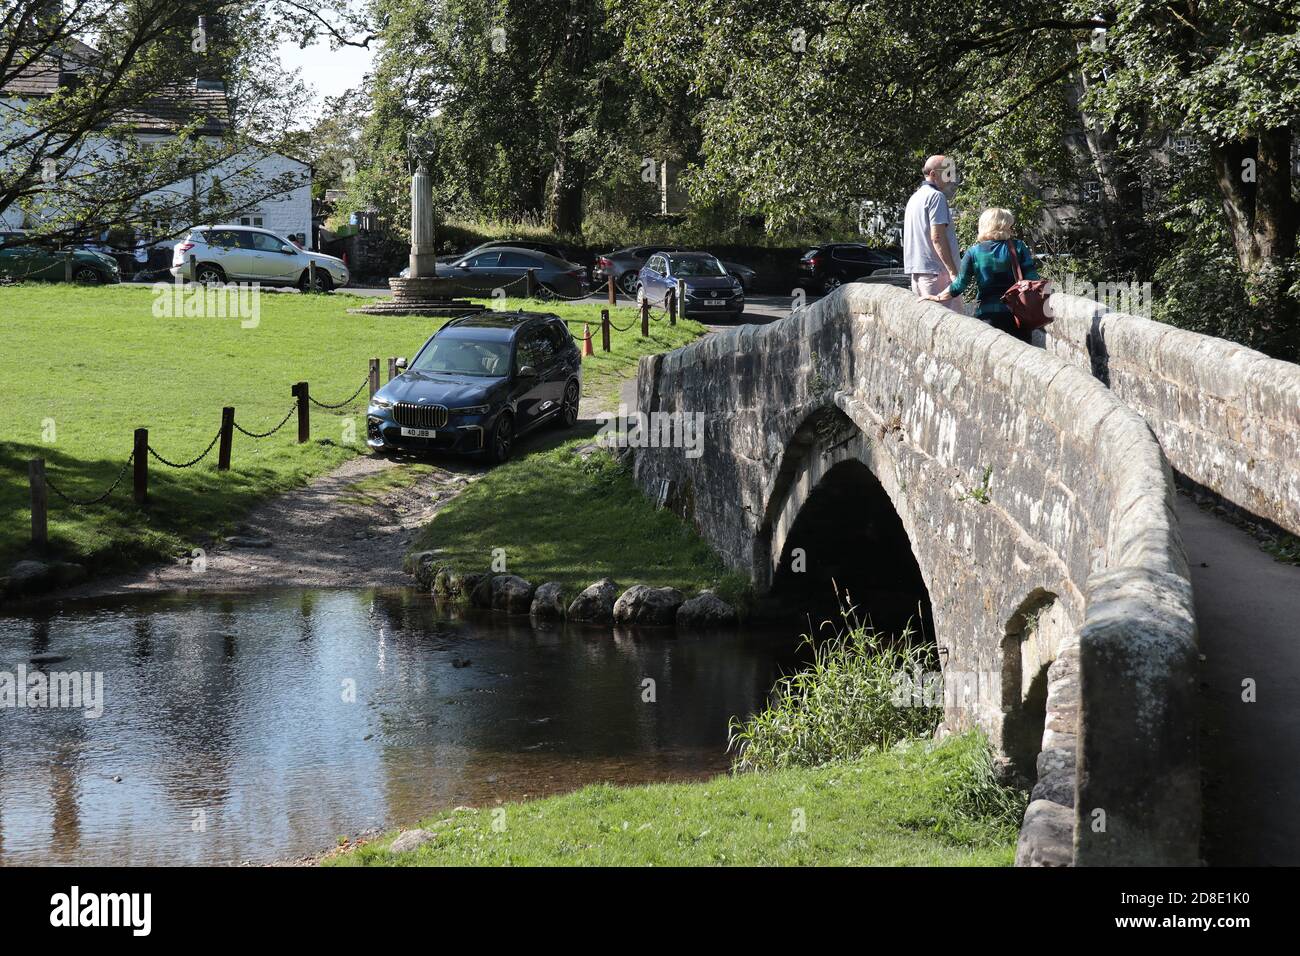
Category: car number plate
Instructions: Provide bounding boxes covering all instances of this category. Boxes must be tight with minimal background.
[400,427,436,438]
[705,299,724,306]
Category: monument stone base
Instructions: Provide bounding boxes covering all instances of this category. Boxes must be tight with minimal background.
[348,276,486,318]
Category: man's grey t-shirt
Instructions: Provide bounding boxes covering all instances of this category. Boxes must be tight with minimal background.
[903,181,959,275]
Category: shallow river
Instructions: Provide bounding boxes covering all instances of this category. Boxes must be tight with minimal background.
[0,588,802,865]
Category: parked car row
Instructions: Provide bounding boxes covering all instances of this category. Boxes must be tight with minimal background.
[396,238,900,301]
[0,231,121,284]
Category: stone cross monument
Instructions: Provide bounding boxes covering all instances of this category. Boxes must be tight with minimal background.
[350,156,483,317]
[408,162,437,279]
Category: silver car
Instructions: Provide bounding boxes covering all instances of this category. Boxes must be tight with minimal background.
[171,225,349,291]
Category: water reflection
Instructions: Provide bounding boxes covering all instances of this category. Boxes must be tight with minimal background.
[0,588,802,865]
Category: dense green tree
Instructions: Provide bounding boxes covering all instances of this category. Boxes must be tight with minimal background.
[612,0,1300,355]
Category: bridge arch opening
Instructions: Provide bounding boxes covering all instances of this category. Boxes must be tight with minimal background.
[1000,590,1070,782]
[770,458,933,640]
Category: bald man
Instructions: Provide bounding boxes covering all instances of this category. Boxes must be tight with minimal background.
[904,154,963,313]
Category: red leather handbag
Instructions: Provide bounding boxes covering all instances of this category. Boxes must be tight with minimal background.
[1000,239,1053,332]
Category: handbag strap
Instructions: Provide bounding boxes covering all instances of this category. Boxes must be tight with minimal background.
[1006,237,1023,282]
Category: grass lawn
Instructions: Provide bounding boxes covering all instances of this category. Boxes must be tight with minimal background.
[0,283,702,572]
[327,732,1018,866]
[408,438,750,604]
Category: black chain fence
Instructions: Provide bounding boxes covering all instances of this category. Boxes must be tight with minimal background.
[233,402,298,439]
[44,452,135,507]
[148,427,223,469]
[308,375,370,410]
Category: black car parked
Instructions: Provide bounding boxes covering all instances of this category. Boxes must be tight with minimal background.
[798,243,900,293]
[366,311,582,464]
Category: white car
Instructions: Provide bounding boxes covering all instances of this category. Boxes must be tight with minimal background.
[171,225,349,291]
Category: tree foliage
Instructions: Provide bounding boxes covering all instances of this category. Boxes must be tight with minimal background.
[0,0,358,246]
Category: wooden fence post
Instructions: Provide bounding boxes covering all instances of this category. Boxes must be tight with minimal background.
[640,298,649,337]
[674,279,685,326]
[600,309,610,352]
[63,251,73,283]
[307,259,317,292]
[292,382,309,443]
[218,406,234,471]
[607,274,616,306]
[369,358,380,398]
[133,428,148,504]
[387,357,397,381]
[526,268,537,298]
[29,459,47,551]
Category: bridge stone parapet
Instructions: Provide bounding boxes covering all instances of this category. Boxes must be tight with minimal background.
[633,284,1199,866]
[1041,293,1300,537]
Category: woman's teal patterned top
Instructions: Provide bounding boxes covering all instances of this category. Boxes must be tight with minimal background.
[948,238,1040,318]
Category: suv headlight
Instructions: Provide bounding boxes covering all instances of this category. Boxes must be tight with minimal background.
[450,404,490,415]
[369,398,394,410]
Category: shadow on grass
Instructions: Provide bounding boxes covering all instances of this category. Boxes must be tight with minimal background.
[1,438,286,571]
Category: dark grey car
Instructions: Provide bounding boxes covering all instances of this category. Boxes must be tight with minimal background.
[431,246,588,298]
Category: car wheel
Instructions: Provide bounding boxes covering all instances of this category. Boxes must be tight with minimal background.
[299,269,333,293]
[73,266,102,285]
[618,272,640,296]
[558,379,580,428]
[195,264,225,285]
[486,412,514,465]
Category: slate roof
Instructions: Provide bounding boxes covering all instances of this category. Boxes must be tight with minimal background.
[2,44,231,135]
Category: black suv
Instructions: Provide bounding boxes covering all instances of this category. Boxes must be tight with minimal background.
[366,311,582,464]
[798,243,901,293]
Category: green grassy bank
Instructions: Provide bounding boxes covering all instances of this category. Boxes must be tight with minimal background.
[0,283,702,572]
[406,439,749,603]
[327,732,1018,867]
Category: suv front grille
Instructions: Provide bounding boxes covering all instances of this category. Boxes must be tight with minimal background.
[393,402,448,429]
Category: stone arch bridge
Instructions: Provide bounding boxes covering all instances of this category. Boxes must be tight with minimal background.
[632,284,1300,867]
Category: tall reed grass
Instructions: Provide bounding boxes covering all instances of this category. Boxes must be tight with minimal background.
[728,615,940,772]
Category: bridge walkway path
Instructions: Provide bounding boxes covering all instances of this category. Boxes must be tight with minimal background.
[1180,493,1300,865]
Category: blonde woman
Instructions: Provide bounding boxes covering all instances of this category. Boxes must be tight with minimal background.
[924,207,1040,343]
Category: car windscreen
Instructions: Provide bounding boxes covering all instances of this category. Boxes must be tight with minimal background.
[669,256,727,277]
[412,335,511,377]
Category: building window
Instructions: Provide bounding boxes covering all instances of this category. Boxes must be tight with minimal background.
[239,215,264,227]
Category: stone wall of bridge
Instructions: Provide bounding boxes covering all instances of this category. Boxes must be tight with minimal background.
[632,284,1199,866]
[1040,294,1300,537]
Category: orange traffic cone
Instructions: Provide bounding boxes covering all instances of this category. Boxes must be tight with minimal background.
[582,323,594,357]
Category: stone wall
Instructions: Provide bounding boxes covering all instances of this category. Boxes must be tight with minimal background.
[1040,293,1300,537]
[633,284,1200,865]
